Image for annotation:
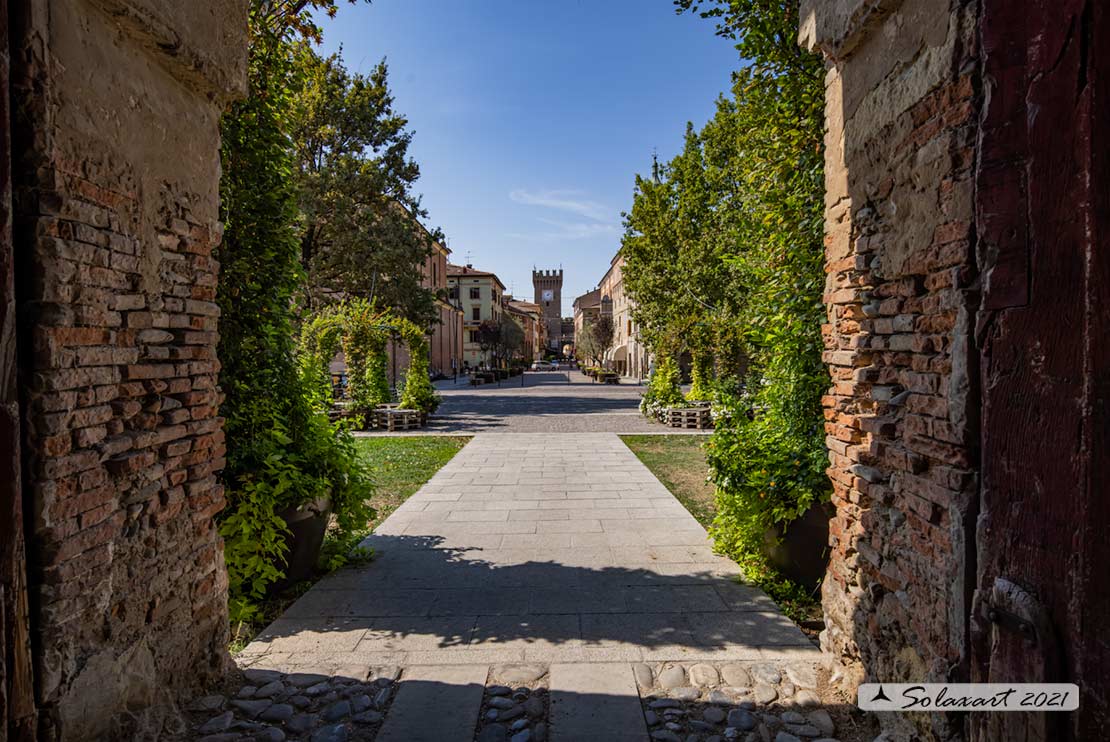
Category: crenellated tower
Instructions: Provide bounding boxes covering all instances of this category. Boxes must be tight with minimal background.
[532,268,563,352]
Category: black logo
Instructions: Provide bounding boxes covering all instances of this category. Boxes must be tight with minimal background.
[870,685,891,703]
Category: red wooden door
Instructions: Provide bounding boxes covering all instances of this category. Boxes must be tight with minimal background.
[972,1,1109,740]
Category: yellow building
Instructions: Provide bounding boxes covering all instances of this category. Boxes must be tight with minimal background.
[447,263,506,368]
[572,287,602,356]
[586,253,650,378]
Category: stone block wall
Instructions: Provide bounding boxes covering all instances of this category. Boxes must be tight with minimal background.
[11,1,245,738]
[800,1,980,739]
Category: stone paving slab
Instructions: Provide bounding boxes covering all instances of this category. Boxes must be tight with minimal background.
[376,664,486,742]
[550,663,648,741]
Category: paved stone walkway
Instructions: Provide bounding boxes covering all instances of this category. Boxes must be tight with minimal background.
[232,433,824,741]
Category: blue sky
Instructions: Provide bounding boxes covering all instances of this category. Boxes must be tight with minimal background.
[315,0,740,305]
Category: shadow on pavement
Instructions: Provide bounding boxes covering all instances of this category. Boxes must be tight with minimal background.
[242,534,814,656]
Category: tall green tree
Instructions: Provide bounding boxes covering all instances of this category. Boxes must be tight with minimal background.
[624,0,828,561]
[291,48,439,326]
[499,315,526,365]
[580,314,615,367]
[696,0,828,559]
[621,159,682,351]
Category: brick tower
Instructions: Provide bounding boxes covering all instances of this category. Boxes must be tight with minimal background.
[532,268,563,352]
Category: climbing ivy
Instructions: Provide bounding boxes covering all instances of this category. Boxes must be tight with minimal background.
[686,348,714,402]
[297,308,345,412]
[339,299,391,416]
[396,317,441,414]
[216,1,374,624]
[297,304,441,419]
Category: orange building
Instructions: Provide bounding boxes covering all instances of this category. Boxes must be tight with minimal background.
[386,229,464,383]
[425,240,464,377]
[505,297,545,362]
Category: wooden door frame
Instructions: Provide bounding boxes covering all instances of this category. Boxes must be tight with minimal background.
[972,0,1109,739]
[0,0,35,737]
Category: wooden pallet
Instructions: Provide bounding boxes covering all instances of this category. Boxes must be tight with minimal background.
[665,406,713,429]
[668,418,712,430]
[374,408,424,431]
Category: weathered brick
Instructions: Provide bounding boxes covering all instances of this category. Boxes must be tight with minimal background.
[814,18,980,733]
[35,366,120,391]
[42,432,73,458]
[124,364,176,380]
[75,345,139,366]
[73,425,107,449]
[105,450,156,475]
[70,405,113,429]
[42,451,101,479]
[137,329,173,344]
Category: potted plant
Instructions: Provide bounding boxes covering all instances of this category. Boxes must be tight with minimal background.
[277,494,332,585]
[761,501,834,586]
[223,407,374,600]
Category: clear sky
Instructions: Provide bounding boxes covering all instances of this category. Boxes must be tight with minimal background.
[315,0,740,306]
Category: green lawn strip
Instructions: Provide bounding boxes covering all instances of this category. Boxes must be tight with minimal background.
[620,434,717,528]
[618,434,821,630]
[229,435,471,652]
[354,435,472,531]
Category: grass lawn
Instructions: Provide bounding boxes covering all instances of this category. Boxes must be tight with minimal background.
[620,433,822,631]
[620,434,716,528]
[229,435,470,652]
[354,435,472,531]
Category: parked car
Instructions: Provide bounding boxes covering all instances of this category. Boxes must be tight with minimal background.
[530,360,552,371]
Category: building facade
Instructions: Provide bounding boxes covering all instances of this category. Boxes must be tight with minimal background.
[425,240,463,377]
[505,298,545,362]
[593,253,649,378]
[532,268,563,353]
[448,263,506,368]
[559,318,575,355]
[379,228,464,385]
[572,288,602,351]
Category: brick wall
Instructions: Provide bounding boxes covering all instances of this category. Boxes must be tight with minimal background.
[800,1,980,738]
[11,1,245,738]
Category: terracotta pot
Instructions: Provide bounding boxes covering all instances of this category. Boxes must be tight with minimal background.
[274,495,332,588]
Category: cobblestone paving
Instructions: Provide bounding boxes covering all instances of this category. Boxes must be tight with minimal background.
[208,433,843,741]
[358,371,683,435]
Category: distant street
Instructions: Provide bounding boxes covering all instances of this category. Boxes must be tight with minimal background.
[363,370,676,434]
